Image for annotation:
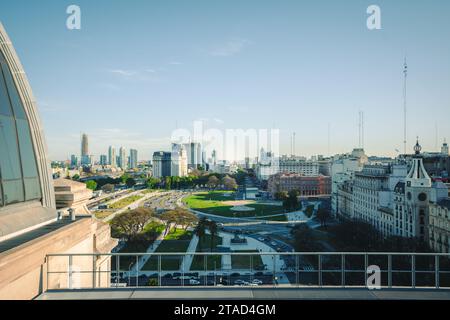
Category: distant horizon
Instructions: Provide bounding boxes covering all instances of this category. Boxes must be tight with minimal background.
[1,0,449,161]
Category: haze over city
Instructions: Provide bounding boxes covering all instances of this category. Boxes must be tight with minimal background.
[0,0,449,160]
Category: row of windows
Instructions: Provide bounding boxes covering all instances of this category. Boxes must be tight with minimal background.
[0,50,41,206]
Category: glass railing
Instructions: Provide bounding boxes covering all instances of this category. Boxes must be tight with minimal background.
[45,252,450,290]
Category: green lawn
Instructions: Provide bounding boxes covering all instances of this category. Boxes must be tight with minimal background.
[142,229,193,271]
[231,250,264,270]
[190,234,223,270]
[184,192,288,221]
[109,195,143,209]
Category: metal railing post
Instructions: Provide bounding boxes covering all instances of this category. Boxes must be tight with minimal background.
[341,254,345,287]
[92,255,96,289]
[46,256,50,291]
[135,255,139,287]
[435,255,440,289]
[273,255,276,286]
[250,255,253,283]
[318,254,322,287]
[411,255,416,288]
[204,255,207,286]
[68,255,73,289]
[158,255,162,287]
[388,254,392,288]
[116,255,120,286]
[296,254,299,287]
[364,254,368,287]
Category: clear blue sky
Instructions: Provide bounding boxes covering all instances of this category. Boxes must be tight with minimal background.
[1,0,449,160]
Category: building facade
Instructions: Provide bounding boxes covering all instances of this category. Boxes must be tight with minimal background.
[171,144,188,177]
[268,172,331,197]
[129,149,138,169]
[152,151,172,178]
[108,146,116,167]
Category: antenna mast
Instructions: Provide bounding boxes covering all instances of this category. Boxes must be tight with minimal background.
[403,58,408,155]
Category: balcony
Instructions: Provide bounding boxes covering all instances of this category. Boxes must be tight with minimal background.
[37,252,450,300]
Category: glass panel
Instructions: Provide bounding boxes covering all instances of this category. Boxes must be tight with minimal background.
[0,182,3,206]
[24,177,41,201]
[0,67,13,116]
[0,57,26,119]
[3,179,24,205]
[0,115,22,180]
[16,119,39,178]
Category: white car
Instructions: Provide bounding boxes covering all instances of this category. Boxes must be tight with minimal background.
[251,279,263,285]
[189,279,200,285]
[270,241,277,246]
[234,279,249,286]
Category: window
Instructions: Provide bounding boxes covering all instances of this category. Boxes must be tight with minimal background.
[0,51,41,206]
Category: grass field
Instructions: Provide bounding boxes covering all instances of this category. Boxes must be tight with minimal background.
[142,229,193,271]
[184,191,288,221]
[190,234,223,270]
[94,210,115,219]
[231,250,264,270]
[109,195,143,209]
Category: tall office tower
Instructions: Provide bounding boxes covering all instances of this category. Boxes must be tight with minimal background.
[442,139,449,156]
[108,146,116,167]
[171,144,188,177]
[129,149,138,169]
[118,147,127,169]
[153,151,172,178]
[81,133,89,157]
[183,142,202,169]
[70,154,78,167]
[99,155,108,166]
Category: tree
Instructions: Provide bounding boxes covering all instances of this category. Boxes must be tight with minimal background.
[120,173,130,184]
[126,177,136,188]
[316,208,330,228]
[207,176,219,190]
[291,224,321,252]
[195,217,208,252]
[283,190,299,211]
[159,211,179,235]
[222,175,238,190]
[207,220,218,252]
[72,174,80,181]
[102,183,115,193]
[147,177,160,189]
[274,191,288,201]
[110,207,154,240]
[165,176,172,190]
[86,180,97,191]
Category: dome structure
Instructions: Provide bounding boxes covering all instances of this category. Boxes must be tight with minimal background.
[0,23,56,240]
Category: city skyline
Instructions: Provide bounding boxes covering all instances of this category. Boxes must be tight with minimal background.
[0,1,449,160]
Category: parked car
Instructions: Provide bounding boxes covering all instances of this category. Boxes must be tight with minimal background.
[189,279,200,285]
[251,279,263,285]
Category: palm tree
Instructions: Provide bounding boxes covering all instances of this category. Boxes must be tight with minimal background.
[207,220,218,252]
[195,217,208,252]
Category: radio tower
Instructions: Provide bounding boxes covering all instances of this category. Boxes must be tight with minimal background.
[403,58,408,155]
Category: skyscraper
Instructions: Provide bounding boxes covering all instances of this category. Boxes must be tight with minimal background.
[108,146,116,167]
[99,155,108,166]
[183,142,202,169]
[171,144,188,177]
[118,147,127,169]
[81,133,89,157]
[129,149,138,169]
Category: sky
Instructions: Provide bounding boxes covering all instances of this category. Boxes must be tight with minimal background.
[0,0,449,161]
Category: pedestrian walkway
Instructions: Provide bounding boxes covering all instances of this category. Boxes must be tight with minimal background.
[180,235,199,272]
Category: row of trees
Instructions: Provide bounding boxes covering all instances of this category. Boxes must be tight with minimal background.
[146,174,238,191]
[194,217,219,252]
[110,207,199,241]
